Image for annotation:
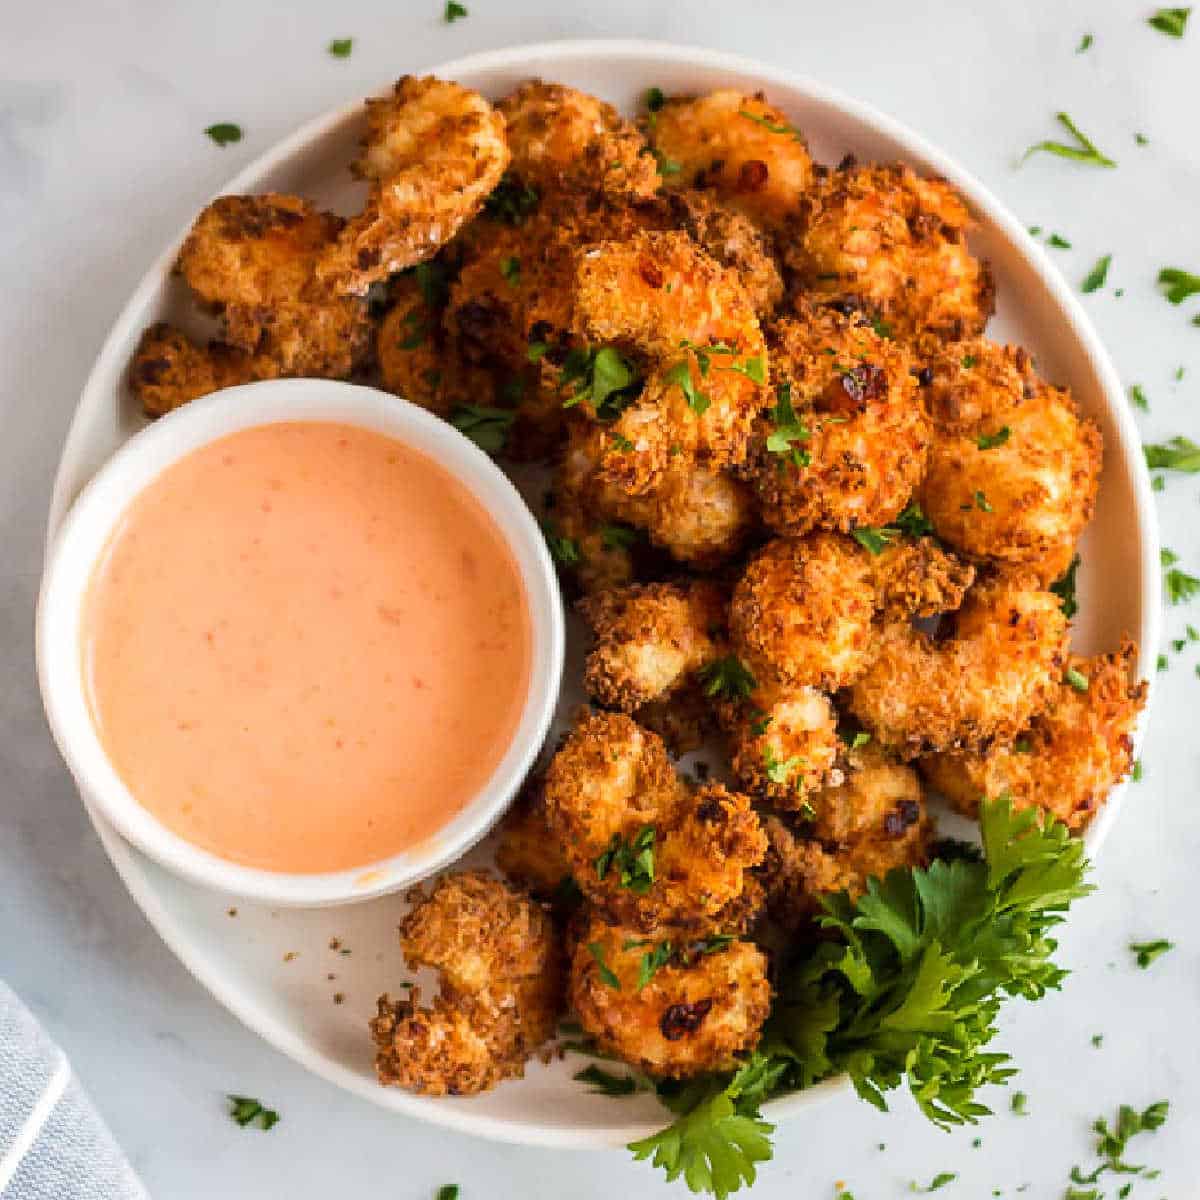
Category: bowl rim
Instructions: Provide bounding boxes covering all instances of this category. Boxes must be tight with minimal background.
[37,379,566,908]
[41,37,1161,1148]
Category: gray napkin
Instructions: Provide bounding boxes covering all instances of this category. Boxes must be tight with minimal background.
[0,980,148,1199]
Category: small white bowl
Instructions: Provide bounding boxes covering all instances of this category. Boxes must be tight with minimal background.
[36,379,565,907]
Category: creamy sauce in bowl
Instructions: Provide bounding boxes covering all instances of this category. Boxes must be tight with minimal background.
[81,421,532,874]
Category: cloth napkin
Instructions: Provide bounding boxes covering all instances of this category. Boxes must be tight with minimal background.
[0,980,149,1199]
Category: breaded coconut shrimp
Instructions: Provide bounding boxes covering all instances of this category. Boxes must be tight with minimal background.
[920,339,1103,586]
[175,193,372,377]
[542,711,766,931]
[498,80,661,200]
[371,871,563,1096]
[318,77,509,295]
[579,580,727,711]
[644,90,814,230]
[849,573,1069,757]
[921,641,1147,832]
[495,775,576,902]
[569,913,771,1078]
[746,301,929,535]
[558,418,755,572]
[571,231,769,491]
[129,323,279,417]
[786,162,994,347]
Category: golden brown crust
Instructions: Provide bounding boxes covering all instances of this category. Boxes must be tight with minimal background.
[920,641,1147,831]
[570,913,771,1078]
[868,537,976,618]
[318,77,510,294]
[786,162,994,346]
[645,90,813,230]
[495,777,576,901]
[920,338,1103,585]
[371,871,563,1096]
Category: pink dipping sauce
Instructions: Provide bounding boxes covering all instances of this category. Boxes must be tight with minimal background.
[82,421,532,874]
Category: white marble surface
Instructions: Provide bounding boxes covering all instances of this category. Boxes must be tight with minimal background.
[2,1,1198,1196]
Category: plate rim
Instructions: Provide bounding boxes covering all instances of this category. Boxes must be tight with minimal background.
[42,37,1162,1150]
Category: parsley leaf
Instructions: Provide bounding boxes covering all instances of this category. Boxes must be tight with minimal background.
[443,0,468,21]
[1047,233,1072,248]
[763,744,804,787]
[1050,554,1081,619]
[1148,7,1191,36]
[1022,112,1116,167]
[327,38,353,57]
[893,501,935,538]
[974,489,993,512]
[1011,1091,1029,1116]
[1144,435,1200,471]
[499,255,521,286]
[436,1187,459,1200]
[1082,254,1111,293]
[913,1172,958,1192]
[485,173,539,224]
[205,123,242,147]
[853,526,895,555]
[1157,266,1200,303]
[1166,566,1200,605]
[646,86,666,113]
[449,405,515,454]
[575,1064,639,1096]
[699,656,757,701]
[227,1095,279,1130]
[1129,384,1149,411]
[653,149,683,176]
[587,941,621,989]
[765,382,811,465]
[665,359,709,415]
[601,523,638,550]
[1131,938,1174,967]
[634,940,676,990]
[1065,667,1090,692]
[1068,1100,1169,1191]
[595,826,656,894]
[560,346,640,418]
[541,521,580,567]
[737,109,804,141]
[976,426,1011,450]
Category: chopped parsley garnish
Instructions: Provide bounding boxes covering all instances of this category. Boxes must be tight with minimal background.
[227,1095,279,1130]
[1021,112,1116,168]
[397,308,427,350]
[1081,254,1111,293]
[961,354,977,369]
[737,109,804,141]
[1076,32,1094,52]
[1011,1091,1029,1116]
[1050,554,1081,619]
[1157,653,1169,671]
[1091,1033,1105,1047]
[974,489,993,512]
[443,0,468,21]
[976,426,1011,450]
[893,501,935,538]
[1136,131,1150,144]
[1067,1100,1169,1193]
[587,941,620,990]
[1162,547,1179,566]
[699,656,758,701]
[1130,939,1174,968]
[484,173,538,224]
[766,383,811,466]
[327,38,353,57]
[498,255,521,287]
[665,359,709,415]
[628,797,1092,1195]
[1065,667,1090,692]
[853,526,895,555]
[912,1173,958,1192]
[595,825,656,894]
[1166,566,1200,605]
[601,523,638,550]
[762,744,804,787]
[725,355,766,383]
[449,405,515,454]
[436,1188,460,1200]
[1047,233,1072,248]
[1132,760,1143,782]
[842,729,872,751]
[412,260,449,308]
[632,939,675,990]
[1148,6,1191,36]
[1014,736,1033,753]
[527,339,549,363]
[205,123,243,147]
[646,86,666,113]
[1157,266,1200,303]
[607,432,635,453]
[575,1065,639,1096]
[1144,435,1200,471]
[541,522,580,567]
[1129,384,1149,411]
[560,346,640,418]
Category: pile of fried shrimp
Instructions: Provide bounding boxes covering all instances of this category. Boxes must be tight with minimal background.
[129,76,1148,1098]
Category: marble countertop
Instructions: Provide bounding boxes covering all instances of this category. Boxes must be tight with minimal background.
[2,1,1198,1196]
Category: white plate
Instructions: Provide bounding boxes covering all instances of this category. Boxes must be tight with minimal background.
[44,39,1160,1150]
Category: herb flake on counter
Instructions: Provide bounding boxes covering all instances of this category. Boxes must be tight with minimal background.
[436,1186,460,1200]
[1047,233,1072,248]
[1145,435,1200,471]
[443,0,468,21]
[1129,384,1149,411]
[912,1173,958,1192]
[328,38,353,57]
[1068,1099,1168,1191]
[1021,112,1116,168]
[1076,32,1094,51]
[227,1095,279,1130]
[1082,254,1111,293]
[1130,939,1174,967]
[1166,567,1200,605]
[1157,266,1200,303]
[205,123,242,147]
[1148,6,1191,36]
[1011,1091,1029,1116]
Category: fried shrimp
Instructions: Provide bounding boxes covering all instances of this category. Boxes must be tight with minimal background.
[495,775,576,901]
[746,302,929,535]
[921,641,1147,831]
[175,194,372,377]
[371,871,562,1096]
[849,573,1069,756]
[579,581,727,711]
[644,90,814,230]
[787,162,994,347]
[920,339,1103,585]
[498,80,661,200]
[570,914,771,1078]
[542,711,765,931]
[318,76,509,295]
[129,323,279,417]
[571,231,768,490]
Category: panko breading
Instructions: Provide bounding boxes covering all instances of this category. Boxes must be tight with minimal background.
[805,740,925,843]
[869,537,976,618]
[849,573,1069,756]
[371,871,562,1096]
[570,915,771,1078]
[318,77,509,295]
[920,339,1103,585]
[498,80,660,200]
[722,681,842,807]
[495,775,576,901]
[176,193,371,377]
[921,642,1147,831]
[129,323,279,417]
[542,711,765,931]
[746,302,929,535]
[644,90,813,230]
[579,580,727,711]
[787,162,994,347]
[571,231,768,489]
